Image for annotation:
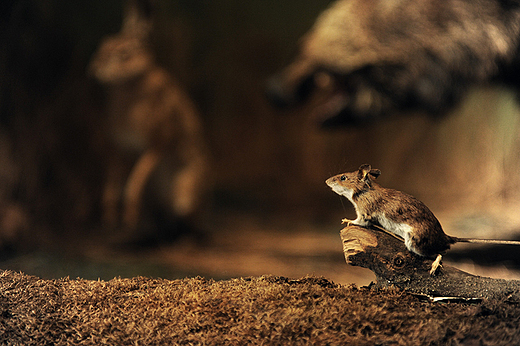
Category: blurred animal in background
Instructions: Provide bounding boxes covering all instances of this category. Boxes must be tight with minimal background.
[88,0,207,242]
[267,0,520,127]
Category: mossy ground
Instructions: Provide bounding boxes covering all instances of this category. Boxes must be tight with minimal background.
[1,270,519,345]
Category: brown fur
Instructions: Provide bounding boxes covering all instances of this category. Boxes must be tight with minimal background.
[268,0,520,125]
[326,164,453,257]
[88,0,207,234]
[328,165,520,258]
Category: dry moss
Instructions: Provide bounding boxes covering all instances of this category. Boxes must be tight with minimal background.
[0,270,519,345]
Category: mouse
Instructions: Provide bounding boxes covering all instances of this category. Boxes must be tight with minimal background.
[326,164,520,274]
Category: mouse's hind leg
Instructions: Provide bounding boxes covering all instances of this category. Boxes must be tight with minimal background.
[429,254,443,275]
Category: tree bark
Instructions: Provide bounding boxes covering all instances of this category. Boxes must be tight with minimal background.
[341,225,520,300]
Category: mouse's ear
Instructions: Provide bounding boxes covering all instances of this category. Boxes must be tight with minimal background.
[358,164,381,181]
[369,169,381,179]
[358,164,372,180]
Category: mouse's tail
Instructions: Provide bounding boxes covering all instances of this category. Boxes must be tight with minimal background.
[450,236,520,246]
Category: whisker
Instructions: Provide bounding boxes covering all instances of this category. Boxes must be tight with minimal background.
[338,195,348,216]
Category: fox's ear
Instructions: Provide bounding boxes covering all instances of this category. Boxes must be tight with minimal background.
[122,0,153,39]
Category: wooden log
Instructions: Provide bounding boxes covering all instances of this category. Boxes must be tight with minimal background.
[341,225,520,300]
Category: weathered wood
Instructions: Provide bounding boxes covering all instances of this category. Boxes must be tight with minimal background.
[341,225,520,300]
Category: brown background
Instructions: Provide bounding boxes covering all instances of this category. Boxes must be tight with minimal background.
[1,0,520,283]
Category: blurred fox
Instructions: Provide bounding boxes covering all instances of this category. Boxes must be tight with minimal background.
[88,0,207,238]
[267,0,520,126]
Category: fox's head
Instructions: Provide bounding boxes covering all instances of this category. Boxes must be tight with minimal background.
[267,0,520,127]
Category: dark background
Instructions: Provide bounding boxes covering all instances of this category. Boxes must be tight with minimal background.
[1,0,520,284]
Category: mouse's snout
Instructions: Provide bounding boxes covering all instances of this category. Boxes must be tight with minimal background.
[325,176,337,187]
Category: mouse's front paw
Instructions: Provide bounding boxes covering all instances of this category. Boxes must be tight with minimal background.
[341,218,354,226]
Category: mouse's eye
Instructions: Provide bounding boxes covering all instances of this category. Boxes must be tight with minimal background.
[340,175,347,181]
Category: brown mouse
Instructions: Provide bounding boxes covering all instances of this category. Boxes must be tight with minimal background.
[326,164,520,274]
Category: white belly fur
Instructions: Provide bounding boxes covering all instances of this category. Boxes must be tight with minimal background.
[377,216,411,237]
[377,215,415,251]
